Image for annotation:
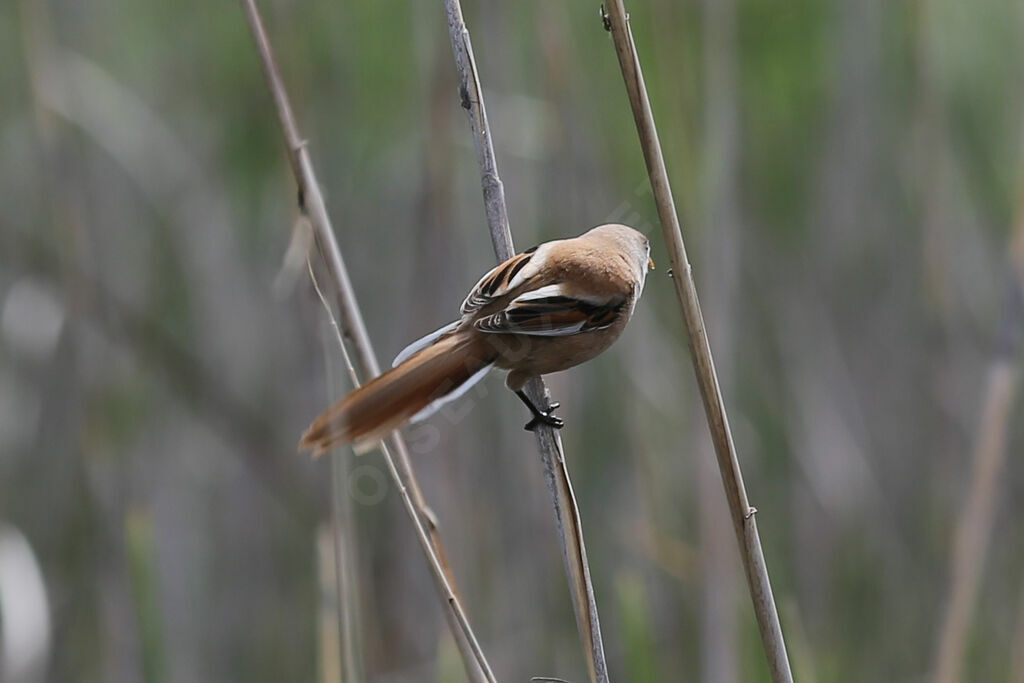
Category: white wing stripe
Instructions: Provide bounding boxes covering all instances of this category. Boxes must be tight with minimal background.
[408,362,494,423]
[392,321,460,367]
[505,245,547,291]
[511,323,586,336]
[508,285,614,307]
[512,283,565,302]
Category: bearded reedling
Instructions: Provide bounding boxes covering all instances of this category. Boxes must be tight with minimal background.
[300,223,653,456]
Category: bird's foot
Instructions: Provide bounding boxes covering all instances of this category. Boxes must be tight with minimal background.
[515,391,565,432]
[524,411,564,432]
[523,402,563,431]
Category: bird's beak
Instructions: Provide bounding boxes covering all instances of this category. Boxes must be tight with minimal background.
[648,257,655,270]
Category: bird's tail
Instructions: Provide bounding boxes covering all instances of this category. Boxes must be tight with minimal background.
[299,328,496,456]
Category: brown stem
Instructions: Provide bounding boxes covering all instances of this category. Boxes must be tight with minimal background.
[930,119,1024,683]
[239,1,494,680]
[602,2,794,681]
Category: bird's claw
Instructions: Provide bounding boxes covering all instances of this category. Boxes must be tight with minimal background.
[514,390,565,432]
[524,408,564,432]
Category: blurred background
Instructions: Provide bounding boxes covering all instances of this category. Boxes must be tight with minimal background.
[2,0,1023,681]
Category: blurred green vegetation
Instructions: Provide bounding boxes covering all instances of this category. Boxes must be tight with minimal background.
[1,0,1023,681]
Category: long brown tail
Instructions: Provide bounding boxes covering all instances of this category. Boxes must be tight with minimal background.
[299,330,496,456]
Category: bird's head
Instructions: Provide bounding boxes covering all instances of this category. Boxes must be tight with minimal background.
[588,223,653,286]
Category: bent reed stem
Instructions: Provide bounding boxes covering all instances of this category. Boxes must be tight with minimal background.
[240,2,494,680]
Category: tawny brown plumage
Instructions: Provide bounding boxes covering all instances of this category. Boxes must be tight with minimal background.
[300,223,652,456]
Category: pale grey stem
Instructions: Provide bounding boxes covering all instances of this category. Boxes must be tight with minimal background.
[441,1,610,682]
[441,2,513,261]
[239,1,493,680]
[602,2,794,681]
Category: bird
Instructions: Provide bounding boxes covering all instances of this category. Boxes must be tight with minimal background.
[299,223,653,456]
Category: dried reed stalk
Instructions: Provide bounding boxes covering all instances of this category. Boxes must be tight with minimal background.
[601,3,794,681]
[441,2,609,681]
[930,130,1024,683]
[322,333,363,682]
[239,2,494,680]
[316,525,344,683]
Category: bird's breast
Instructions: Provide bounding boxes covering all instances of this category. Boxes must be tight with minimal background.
[489,316,629,378]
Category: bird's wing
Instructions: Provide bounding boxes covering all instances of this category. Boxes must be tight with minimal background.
[461,245,543,315]
[474,284,627,337]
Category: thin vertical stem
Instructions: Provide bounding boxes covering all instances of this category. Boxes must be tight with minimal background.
[317,525,344,683]
[323,326,362,682]
[930,122,1024,683]
[441,2,609,681]
[602,3,794,681]
[931,363,1018,683]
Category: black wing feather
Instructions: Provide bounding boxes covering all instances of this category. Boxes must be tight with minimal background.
[475,295,626,335]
